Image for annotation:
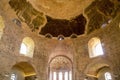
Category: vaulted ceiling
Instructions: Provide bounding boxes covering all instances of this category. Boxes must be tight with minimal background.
[8,0,120,37]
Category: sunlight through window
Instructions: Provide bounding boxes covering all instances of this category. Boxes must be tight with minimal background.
[88,37,104,58]
[65,72,68,80]
[11,74,17,80]
[59,72,63,80]
[69,71,72,80]
[50,71,52,80]
[94,43,103,56]
[20,43,27,54]
[105,72,112,80]
[53,72,57,80]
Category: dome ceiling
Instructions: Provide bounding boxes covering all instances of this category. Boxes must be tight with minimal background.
[27,0,94,19]
[40,15,86,37]
[8,0,120,37]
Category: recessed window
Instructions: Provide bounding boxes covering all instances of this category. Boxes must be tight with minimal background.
[20,37,34,58]
[58,35,64,40]
[101,23,107,28]
[105,72,112,80]
[88,37,104,58]
[10,74,17,80]
[94,43,104,56]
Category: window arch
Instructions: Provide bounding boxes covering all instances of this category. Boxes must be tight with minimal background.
[88,37,103,58]
[0,15,5,40]
[49,56,72,80]
[20,37,35,58]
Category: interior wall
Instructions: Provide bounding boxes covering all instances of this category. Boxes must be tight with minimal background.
[0,0,120,80]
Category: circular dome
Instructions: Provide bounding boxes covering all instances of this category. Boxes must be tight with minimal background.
[28,0,94,19]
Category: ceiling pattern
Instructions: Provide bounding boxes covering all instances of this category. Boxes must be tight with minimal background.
[9,0,120,37]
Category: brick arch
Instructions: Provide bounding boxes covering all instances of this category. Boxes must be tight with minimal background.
[84,59,112,77]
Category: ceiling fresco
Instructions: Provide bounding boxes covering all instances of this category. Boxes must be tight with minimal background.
[9,0,120,37]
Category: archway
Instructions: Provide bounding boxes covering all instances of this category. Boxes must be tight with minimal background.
[10,62,36,80]
[97,67,114,80]
[84,60,114,80]
[49,55,73,80]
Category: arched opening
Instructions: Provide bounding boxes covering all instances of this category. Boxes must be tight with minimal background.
[84,60,115,80]
[88,37,104,58]
[49,56,72,80]
[10,62,37,80]
[0,15,5,40]
[20,37,35,58]
[97,67,114,80]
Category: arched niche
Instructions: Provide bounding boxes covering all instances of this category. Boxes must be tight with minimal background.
[0,15,5,40]
[20,37,35,58]
[97,67,114,80]
[84,59,114,80]
[48,56,73,80]
[10,62,37,80]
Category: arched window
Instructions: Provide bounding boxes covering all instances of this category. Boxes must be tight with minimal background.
[0,16,5,40]
[88,37,103,58]
[49,56,72,80]
[105,72,112,80]
[20,37,34,58]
